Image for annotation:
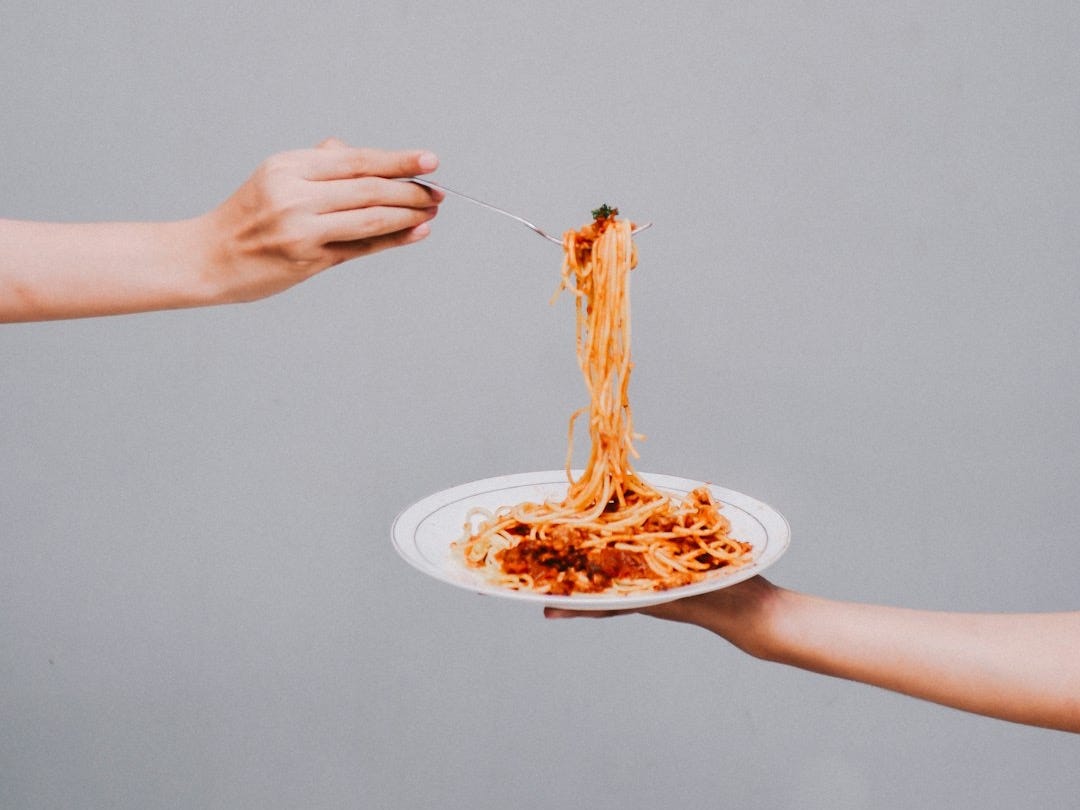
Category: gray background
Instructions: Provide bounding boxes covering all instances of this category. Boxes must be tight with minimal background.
[2,1,1078,808]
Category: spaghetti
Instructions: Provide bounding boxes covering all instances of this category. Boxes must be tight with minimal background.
[455,207,752,596]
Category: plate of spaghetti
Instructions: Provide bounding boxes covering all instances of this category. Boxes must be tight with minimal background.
[392,205,790,609]
[393,470,789,609]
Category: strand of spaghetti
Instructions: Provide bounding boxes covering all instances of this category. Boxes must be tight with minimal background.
[453,210,753,596]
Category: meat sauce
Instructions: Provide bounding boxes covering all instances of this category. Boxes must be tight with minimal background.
[493,489,738,596]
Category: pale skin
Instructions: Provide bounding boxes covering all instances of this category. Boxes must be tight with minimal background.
[0,138,442,322]
[546,577,1080,733]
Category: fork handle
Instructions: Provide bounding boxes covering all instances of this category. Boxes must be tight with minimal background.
[405,177,561,243]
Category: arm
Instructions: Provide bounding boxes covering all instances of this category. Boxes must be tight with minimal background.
[547,577,1080,733]
[0,139,441,322]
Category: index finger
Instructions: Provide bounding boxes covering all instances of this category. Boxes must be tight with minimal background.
[302,146,439,181]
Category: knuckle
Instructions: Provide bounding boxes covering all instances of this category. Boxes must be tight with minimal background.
[261,191,303,224]
[261,152,298,177]
[350,176,379,205]
[347,148,376,176]
[274,224,315,257]
[363,211,389,234]
[255,174,310,215]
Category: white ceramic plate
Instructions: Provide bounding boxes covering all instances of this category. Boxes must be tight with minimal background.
[392,470,791,610]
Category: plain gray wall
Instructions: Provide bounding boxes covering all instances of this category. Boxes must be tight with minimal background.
[2,1,1078,808]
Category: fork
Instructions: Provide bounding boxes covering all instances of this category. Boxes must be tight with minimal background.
[407,176,653,245]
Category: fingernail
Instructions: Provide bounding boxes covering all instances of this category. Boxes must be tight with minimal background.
[417,151,439,172]
[412,222,431,238]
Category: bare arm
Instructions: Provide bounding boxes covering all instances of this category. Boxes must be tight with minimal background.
[547,578,1080,733]
[0,139,441,322]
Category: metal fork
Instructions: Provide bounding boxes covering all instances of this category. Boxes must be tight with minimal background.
[407,176,653,245]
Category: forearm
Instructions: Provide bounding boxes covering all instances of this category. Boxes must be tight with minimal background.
[0,217,221,321]
[1,145,440,323]
[550,578,1080,731]
[751,589,1080,732]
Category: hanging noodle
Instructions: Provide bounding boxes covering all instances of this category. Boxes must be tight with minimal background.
[454,207,753,595]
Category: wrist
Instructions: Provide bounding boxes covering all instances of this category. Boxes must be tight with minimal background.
[739,584,801,663]
[683,576,792,661]
[181,212,236,307]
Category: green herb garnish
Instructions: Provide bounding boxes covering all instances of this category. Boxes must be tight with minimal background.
[591,203,619,221]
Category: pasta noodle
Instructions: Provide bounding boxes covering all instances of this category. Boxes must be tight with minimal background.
[454,207,752,595]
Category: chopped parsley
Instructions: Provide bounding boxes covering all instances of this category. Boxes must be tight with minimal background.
[591,204,619,221]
